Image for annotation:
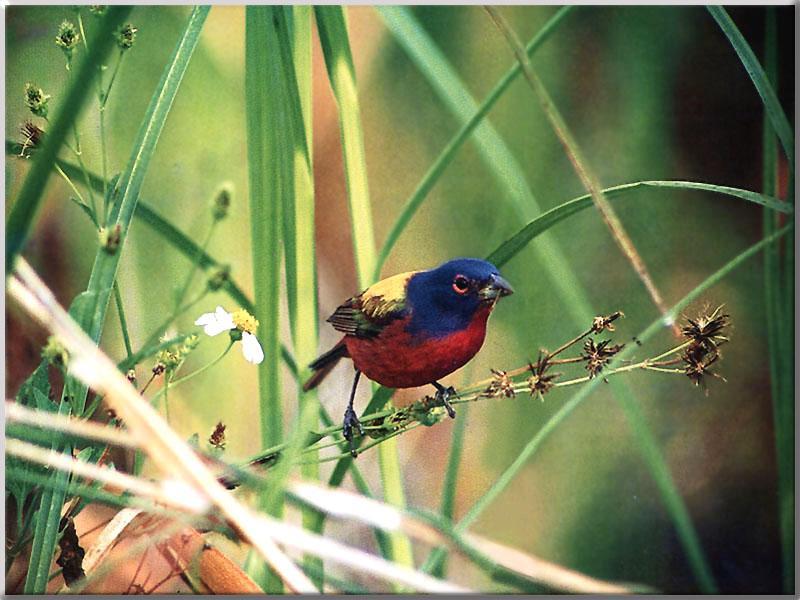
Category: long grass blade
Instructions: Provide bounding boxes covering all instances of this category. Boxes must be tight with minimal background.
[285,4,324,586]
[9,260,318,594]
[376,6,596,323]
[373,6,574,279]
[19,8,209,593]
[707,6,794,174]
[423,223,793,585]
[759,10,794,592]
[488,180,791,267]
[244,6,289,590]
[484,6,672,326]
[5,7,132,271]
[315,6,415,575]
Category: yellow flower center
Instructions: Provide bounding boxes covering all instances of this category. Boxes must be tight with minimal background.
[232,309,258,334]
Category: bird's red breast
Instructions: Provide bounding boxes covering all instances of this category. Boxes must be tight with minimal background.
[344,304,492,388]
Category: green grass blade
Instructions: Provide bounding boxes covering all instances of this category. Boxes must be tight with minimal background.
[423,223,793,583]
[315,6,377,287]
[315,6,414,575]
[760,10,794,592]
[5,7,132,272]
[290,5,325,585]
[20,9,208,593]
[244,6,299,590]
[373,6,573,280]
[430,404,468,579]
[707,6,794,175]
[488,180,791,267]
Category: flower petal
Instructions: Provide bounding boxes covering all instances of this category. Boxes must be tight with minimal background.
[241,332,264,364]
[194,306,235,336]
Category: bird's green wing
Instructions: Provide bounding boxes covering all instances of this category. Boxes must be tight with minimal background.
[328,271,414,338]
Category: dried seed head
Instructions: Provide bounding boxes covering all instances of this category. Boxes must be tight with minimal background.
[591,311,624,333]
[115,23,138,50]
[152,362,166,376]
[582,339,624,379]
[56,517,85,586]
[209,421,226,451]
[682,346,725,393]
[25,83,51,118]
[482,368,515,398]
[19,121,44,157]
[681,305,730,353]
[527,353,560,402]
[89,6,107,17]
[126,369,136,385]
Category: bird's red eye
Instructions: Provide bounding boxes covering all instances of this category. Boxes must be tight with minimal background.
[452,275,469,294]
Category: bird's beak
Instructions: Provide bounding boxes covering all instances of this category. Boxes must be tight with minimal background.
[480,274,514,302]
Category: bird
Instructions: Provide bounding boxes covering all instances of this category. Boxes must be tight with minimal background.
[303,257,514,456]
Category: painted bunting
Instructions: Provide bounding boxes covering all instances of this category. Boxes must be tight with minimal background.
[304,257,513,455]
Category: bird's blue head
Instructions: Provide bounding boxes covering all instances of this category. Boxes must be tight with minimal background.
[405,257,513,338]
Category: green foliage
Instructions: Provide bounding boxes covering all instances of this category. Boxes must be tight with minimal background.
[6,7,132,271]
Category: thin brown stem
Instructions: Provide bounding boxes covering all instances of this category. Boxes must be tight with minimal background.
[483,6,678,336]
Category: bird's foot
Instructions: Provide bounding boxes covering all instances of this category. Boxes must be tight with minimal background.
[342,405,365,458]
[435,386,457,419]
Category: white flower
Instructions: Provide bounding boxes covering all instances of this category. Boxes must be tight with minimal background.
[241,332,265,364]
[194,306,264,364]
[195,305,235,336]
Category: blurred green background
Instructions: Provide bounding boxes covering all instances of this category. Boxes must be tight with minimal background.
[5,5,794,593]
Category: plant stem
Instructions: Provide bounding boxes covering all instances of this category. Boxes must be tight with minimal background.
[173,220,216,311]
[113,280,133,359]
[484,6,674,332]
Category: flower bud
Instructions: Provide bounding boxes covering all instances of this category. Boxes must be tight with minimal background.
[42,336,69,367]
[207,265,231,291]
[25,83,51,119]
[116,23,138,51]
[55,20,80,66]
[212,184,232,221]
[98,224,122,254]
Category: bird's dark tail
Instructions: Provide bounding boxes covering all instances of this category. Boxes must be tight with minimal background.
[303,340,349,391]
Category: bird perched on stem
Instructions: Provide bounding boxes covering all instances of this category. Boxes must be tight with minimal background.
[304,257,513,456]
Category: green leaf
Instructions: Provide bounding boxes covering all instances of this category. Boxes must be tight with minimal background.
[5,7,132,271]
[707,6,794,175]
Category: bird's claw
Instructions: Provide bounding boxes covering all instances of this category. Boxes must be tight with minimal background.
[435,385,457,419]
[343,405,364,458]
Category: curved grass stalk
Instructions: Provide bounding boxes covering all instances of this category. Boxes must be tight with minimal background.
[488,180,791,267]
